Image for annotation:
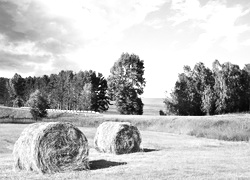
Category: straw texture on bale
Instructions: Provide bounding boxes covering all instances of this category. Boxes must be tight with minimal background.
[94,121,141,154]
[13,122,89,173]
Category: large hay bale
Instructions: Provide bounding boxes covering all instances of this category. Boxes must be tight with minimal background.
[13,122,89,173]
[94,121,141,154]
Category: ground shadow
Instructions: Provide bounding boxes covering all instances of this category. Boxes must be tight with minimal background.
[141,148,160,152]
[90,160,127,170]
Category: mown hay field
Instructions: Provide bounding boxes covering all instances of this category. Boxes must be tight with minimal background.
[1,123,250,179]
[1,99,250,179]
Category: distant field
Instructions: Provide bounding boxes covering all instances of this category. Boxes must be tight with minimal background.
[141,98,165,115]
[1,106,250,142]
[105,98,165,115]
[1,124,250,179]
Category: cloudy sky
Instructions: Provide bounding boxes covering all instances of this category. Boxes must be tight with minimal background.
[0,0,250,98]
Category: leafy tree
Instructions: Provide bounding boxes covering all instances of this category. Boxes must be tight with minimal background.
[1,69,110,112]
[165,62,215,115]
[108,53,145,115]
[63,71,74,110]
[213,60,242,113]
[115,85,144,115]
[212,60,226,113]
[0,78,10,105]
[26,90,49,120]
[79,83,92,110]
[165,60,250,115]
[166,71,194,115]
[0,78,6,104]
[7,73,25,107]
[56,70,68,109]
[202,85,215,115]
[241,64,250,111]
[13,96,24,107]
[192,62,215,115]
[163,92,178,115]
[23,76,35,102]
[90,72,110,112]
[40,70,110,112]
[47,74,59,109]
[73,71,89,110]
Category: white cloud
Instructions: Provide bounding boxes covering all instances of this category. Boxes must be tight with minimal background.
[169,0,203,25]
[0,0,166,78]
[36,0,166,41]
[145,18,165,29]
[35,0,167,76]
[169,0,250,53]
[242,38,250,46]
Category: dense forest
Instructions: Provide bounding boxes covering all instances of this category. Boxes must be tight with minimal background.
[0,70,110,112]
[164,60,250,115]
[0,53,146,114]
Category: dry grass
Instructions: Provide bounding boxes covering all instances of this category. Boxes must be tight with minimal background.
[1,124,250,179]
[0,106,66,123]
[1,106,250,142]
[94,122,141,154]
[13,122,89,174]
[0,106,33,122]
[98,114,250,142]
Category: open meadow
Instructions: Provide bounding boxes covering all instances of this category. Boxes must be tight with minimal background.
[1,101,250,179]
[1,124,250,180]
[1,0,250,179]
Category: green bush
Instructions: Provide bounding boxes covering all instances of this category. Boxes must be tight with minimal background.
[26,90,49,120]
[159,110,166,116]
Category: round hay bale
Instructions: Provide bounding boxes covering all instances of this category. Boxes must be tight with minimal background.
[13,122,89,174]
[94,121,141,154]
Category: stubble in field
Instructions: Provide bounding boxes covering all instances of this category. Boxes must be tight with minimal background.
[1,124,250,179]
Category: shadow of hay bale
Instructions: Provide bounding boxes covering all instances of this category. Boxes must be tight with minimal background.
[142,148,160,153]
[90,160,127,170]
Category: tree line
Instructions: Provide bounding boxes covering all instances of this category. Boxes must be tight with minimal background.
[0,53,145,115]
[0,70,110,112]
[164,60,250,115]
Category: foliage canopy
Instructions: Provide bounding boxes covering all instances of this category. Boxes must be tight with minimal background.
[1,70,110,113]
[165,60,250,115]
[26,90,49,120]
[108,53,146,115]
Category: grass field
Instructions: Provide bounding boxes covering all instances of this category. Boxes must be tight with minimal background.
[1,105,250,142]
[1,102,250,179]
[1,124,250,179]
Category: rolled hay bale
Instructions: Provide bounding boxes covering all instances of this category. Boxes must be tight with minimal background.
[94,121,141,154]
[13,122,89,174]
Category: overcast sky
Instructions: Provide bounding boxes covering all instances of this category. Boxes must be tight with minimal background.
[0,0,250,98]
